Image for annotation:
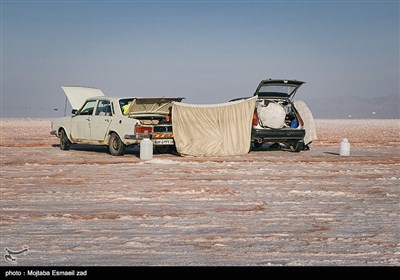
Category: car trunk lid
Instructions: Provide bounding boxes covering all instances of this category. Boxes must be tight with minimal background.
[254,79,305,100]
[127,97,184,116]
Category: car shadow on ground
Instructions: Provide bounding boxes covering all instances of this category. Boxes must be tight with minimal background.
[52,143,140,155]
[51,144,177,158]
[51,143,294,156]
[323,152,340,156]
[250,143,292,153]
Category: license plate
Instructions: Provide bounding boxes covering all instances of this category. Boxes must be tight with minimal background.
[154,139,174,145]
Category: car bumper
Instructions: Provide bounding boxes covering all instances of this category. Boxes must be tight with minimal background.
[124,134,175,146]
[252,128,305,142]
[125,134,150,140]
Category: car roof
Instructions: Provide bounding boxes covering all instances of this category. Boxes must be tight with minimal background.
[229,97,251,102]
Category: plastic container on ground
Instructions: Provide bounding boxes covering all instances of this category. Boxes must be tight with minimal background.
[340,138,350,156]
[140,138,153,160]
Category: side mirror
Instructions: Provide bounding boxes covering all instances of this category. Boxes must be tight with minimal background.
[72,109,78,115]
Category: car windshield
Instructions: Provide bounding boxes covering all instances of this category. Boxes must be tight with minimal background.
[258,85,297,95]
[78,100,97,115]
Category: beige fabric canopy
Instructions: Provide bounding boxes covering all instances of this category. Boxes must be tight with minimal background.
[172,97,257,157]
[293,100,317,145]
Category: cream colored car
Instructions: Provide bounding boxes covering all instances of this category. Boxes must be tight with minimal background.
[50,86,183,155]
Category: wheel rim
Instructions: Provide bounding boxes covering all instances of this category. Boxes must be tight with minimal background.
[61,132,67,147]
[112,137,120,150]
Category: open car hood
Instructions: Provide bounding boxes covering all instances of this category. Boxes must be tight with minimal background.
[254,79,305,99]
[127,97,184,115]
[61,86,105,110]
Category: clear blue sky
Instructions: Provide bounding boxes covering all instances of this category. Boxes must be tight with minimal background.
[1,0,399,118]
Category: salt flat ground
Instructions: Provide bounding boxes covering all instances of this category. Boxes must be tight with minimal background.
[0,119,399,266]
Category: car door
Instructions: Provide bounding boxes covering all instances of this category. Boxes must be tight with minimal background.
[90,100,113,142]
[70,100,97,141]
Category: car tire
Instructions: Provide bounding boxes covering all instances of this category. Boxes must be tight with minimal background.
[253,142,263,149]
[108,132,126,156]
[289,141,304,153]
[59,129,71,151]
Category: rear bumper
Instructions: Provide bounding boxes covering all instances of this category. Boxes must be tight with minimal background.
[252,128,305,142]
[124,134,150,140]
[124,134,175,146]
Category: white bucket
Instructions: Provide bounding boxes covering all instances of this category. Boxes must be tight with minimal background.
[140,138,153,160]
[340,138,350,156]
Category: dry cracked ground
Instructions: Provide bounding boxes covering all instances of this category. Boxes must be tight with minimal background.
[0,119,399,266]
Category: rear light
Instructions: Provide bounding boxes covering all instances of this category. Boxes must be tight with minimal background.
[165,115,171,122]
[135,125,153,135]
[252,112,259,126]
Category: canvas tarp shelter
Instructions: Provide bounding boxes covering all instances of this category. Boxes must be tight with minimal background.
[172,97,257,157]
[293,100,317,145]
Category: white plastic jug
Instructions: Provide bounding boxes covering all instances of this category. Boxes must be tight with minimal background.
[340,138,350,156]
[140,138,153,160]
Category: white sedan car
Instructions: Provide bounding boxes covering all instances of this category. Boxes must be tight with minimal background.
[51,86,183,155]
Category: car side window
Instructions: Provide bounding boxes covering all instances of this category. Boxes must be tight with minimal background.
[95,100,112,116]
[119,98,134,115]
[78,100,97,116]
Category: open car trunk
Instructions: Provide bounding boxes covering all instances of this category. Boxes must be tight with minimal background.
[254,79,305,100]
[256,99,302,129]
[125,97,184,124]
[127,97,184,116]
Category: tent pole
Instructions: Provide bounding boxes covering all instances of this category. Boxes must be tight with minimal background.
[64,96,67,117]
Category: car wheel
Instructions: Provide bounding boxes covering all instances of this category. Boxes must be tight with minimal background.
[154,145,172,154]
[253,142,262,149]
[59,129,71,150]
[289,141,304,153]
[109,132,126,156]
[269,142,281,149]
